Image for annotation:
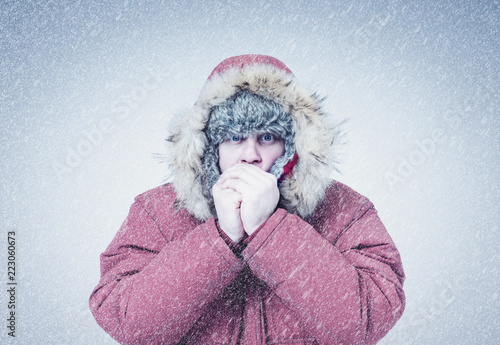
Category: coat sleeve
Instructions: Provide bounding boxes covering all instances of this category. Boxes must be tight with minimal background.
[89,189,245,345]
[241,188,405,344]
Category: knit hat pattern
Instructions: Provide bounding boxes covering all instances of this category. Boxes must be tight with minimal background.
[204,90,295,190]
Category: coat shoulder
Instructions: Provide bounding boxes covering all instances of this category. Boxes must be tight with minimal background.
[311,181,376,241]
[133,184,201,238]
[323,181,373,212]
[134,184,177,210]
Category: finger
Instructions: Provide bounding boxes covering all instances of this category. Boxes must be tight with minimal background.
[220,164,276,186]
[213,180,242,198]
[220,174,276,200]
[220,177,252,195]
[224,163,269,177]
[213,185,242,208]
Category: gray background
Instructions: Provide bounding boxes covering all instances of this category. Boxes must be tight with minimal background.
[1,0,498,344]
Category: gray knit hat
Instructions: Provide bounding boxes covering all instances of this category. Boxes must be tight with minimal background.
[204,89,295,190]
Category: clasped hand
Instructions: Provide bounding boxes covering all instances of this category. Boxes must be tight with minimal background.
[212,164,280,243]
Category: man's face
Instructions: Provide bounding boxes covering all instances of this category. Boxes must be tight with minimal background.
[218,133,285,173]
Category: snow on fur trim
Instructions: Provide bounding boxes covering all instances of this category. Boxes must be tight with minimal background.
[167,55,338,221]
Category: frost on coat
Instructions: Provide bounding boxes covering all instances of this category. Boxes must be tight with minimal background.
[89,55,405,344]
[89,182,405,344]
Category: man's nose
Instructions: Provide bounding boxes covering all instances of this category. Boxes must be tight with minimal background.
[240,139,261,164]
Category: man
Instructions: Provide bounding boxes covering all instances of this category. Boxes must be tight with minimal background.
[90,55,405,344]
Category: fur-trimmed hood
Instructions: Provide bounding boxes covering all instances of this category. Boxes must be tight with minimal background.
[167,55,338,221]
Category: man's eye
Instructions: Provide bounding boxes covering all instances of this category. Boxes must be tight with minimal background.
[231,135,241,142]
[262,134,274,142]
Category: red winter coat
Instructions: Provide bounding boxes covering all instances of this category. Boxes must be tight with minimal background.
[89,181,405,344]
[90,55,405,344]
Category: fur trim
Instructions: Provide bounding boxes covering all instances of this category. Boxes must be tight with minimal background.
[167,61,338,221]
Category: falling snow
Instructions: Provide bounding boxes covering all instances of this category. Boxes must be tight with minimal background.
[0,1,498,344]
